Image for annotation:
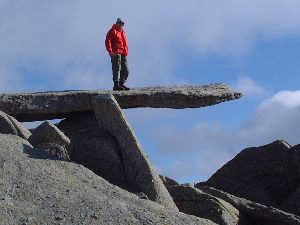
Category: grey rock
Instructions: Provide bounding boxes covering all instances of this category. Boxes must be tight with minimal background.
[135,192,149,200]
[0,134,216,225]
[198,186,300,225]
[57,113,127,189]
[281,187,300,217]
[200,140,295,207]
[28,121,70,161]
[290,144,300,188]
[0,111,31,139]
[92,94,178,210]
[167,185,241,225]
[28,121,70,148]
[281,144,300,216]
[0,84,242,122]
[160,175,179,187]
[35,142,70,161]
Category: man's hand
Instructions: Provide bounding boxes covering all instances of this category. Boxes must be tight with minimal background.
[109,52,116,57]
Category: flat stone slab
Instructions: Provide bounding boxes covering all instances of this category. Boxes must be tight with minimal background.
[0,84,241,122]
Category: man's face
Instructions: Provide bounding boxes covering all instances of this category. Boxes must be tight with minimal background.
[117,22,124,29]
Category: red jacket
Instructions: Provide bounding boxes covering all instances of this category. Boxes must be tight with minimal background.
[105,24,128,56]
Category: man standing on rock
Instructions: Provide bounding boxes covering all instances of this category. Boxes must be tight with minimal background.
[105,18,130,91]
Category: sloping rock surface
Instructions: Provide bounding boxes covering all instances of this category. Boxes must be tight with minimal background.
[197,186,300,225]
[28,121,70,148]
[34,142,70,161]
[167,185,242,225]
[0,134,216,225]
[200,140,296,207]
[0,84,241,122]
[28,121,71,160]
[0,111,31,139]
[93,94,178,210]
[57,113,127,189]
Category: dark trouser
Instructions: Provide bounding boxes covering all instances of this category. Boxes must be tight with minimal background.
[111,54,129,84]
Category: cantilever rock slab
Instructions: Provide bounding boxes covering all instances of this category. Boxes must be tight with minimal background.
[93,94,178,210]
[0,84,241,122]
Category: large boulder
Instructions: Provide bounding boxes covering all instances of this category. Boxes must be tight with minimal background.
[199,140,296,207]
[198,186,300,225]
[0,134,216,225]
[93,94,178,210]
[57,113,127,189]
[167,185,242,225]
[28,121,70,160]
[0,111,31,139]
[28,121,70,147]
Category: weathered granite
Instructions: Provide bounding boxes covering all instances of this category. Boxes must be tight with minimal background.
[0,84,242,122]
[92,94,178,211]
[0,111,31,139]
[28,121,70,147]
[197,186,300,225]
[167,185,242,225]
[35,142,70,161]
[160,175,179,187]
[0,134,216,225]
[28,121,71,160]
[57,113,127,189]
[200,140,296,207]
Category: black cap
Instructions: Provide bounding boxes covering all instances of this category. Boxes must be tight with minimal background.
[116,18,125,24]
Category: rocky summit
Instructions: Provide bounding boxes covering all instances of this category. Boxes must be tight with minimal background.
[196,140,300,224]
[0,134,213,225]
[1,84,300,224]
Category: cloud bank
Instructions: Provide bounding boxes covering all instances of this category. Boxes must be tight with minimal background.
[240,90,300,146]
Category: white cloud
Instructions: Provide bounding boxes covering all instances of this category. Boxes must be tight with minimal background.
[240,90,300,146]
[262,90,300,108]
[234,76,268,96]
[176,1,300,55]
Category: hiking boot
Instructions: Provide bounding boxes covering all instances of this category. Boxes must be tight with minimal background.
[119,82,130,91]
[120,84,130,91]
[113,81,125,91]
[113,85,125,91]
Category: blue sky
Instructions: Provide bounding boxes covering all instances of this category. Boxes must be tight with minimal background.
[1,1,300,184]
